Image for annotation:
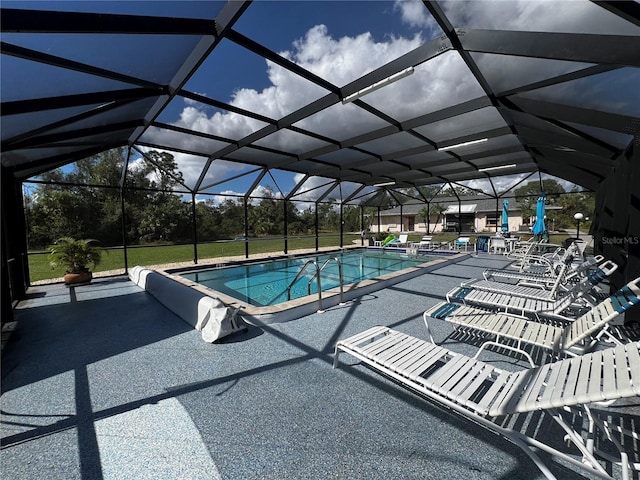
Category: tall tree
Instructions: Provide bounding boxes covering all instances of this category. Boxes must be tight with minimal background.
[555,188,595,230]
[513,180,565,225]
[248,187,288,236]
[218,198,245,237]
[317,198,340,232]
[25,148,193,248]
[418,206,430,233]
[431,203,447,231]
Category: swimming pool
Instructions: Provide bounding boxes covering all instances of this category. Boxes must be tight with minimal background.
[180,250,437,307]
[166,248,466,324]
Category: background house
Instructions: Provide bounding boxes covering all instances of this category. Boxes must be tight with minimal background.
[371,196,561,234]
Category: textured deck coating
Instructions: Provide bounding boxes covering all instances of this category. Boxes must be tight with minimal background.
[2,254,631,479]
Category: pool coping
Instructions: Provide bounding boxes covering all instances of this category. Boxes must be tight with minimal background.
[161,247,471,324]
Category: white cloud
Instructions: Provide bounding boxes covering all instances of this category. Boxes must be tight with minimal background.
[150,24,430,188]
[194,191,244,207]
[287,25,422,86]
[460,173,583,197]
[184,93,209,106]
[392,0,636,36]
[249,184,283,200]
[438,0,639,35]
[393,0,439,30]
[460,174,529,196]
[289,174,333,208]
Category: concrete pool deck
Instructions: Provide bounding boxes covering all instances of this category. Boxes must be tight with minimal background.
[2,253,638,479]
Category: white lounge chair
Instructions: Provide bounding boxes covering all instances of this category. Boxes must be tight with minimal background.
[483,242,593,281]
[462,260,618,302]
[518,241,588,276]
[411,235,432,249]
[508,240,563,272]
[448,260,618,319]
[483,255,605,287]
[384,233,409,248]
[334,326,640,480]
[424,277,640,364]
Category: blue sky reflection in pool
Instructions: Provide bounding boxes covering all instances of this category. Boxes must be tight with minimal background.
[181,250,434,307]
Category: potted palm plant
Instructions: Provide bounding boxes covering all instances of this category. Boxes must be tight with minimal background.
[49,237,104,285]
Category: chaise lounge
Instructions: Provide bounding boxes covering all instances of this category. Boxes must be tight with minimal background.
[334,326,640,480]
[424,277,640,364]
[448,260,618,318]
[460,260,618,303]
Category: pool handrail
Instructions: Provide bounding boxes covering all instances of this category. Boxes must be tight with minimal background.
[307,257,344,307]
[286,257,345,313]
[286,260,325,312]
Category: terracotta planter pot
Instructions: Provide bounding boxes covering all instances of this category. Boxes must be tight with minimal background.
[63,271,92,285]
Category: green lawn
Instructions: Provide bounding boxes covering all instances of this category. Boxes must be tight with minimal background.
[29,232,576,283]
[28,234,362,282]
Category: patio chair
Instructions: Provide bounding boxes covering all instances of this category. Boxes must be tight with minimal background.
[489,237,508,255]
[461,260,618,302]
[518,241,590,276]
[384,233,409,248]
[448,260,618,318]
[449,236,475,252]
[507,240,563,272]
[334,326,640,480]
[411,235,432,249]
[483,254,605,286]
[424,277,640,363]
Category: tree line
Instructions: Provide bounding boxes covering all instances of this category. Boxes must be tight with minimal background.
[512,179,595,232]
[23,148,595,250]
[23,149,367,249]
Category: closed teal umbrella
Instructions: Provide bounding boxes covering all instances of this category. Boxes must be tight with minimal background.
[532,193,546,240]
[501,200,509,233]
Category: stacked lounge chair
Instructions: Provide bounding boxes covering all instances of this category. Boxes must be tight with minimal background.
[507,239,564,272]
[446,260,618,320]
[424,277,640,364]
[482,240,600,284]
[483,255,604,286]
[459,259,617,303]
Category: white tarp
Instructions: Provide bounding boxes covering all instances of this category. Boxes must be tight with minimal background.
[129,266,246,342]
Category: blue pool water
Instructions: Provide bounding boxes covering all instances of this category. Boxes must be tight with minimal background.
[180,250,436,307]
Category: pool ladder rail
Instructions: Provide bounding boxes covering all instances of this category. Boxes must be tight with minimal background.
[286,257,345,313]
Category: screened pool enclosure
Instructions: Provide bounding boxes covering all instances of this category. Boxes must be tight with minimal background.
[2,1,639,320]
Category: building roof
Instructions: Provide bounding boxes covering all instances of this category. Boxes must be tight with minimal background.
[376,195,534,216]
[2,1,639,200]
[376,194,565,216]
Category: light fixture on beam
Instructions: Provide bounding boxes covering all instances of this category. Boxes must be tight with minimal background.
[373,181,395,187]
[342,67,414,104]
[438,138,488,151]
[478,164,517,173]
